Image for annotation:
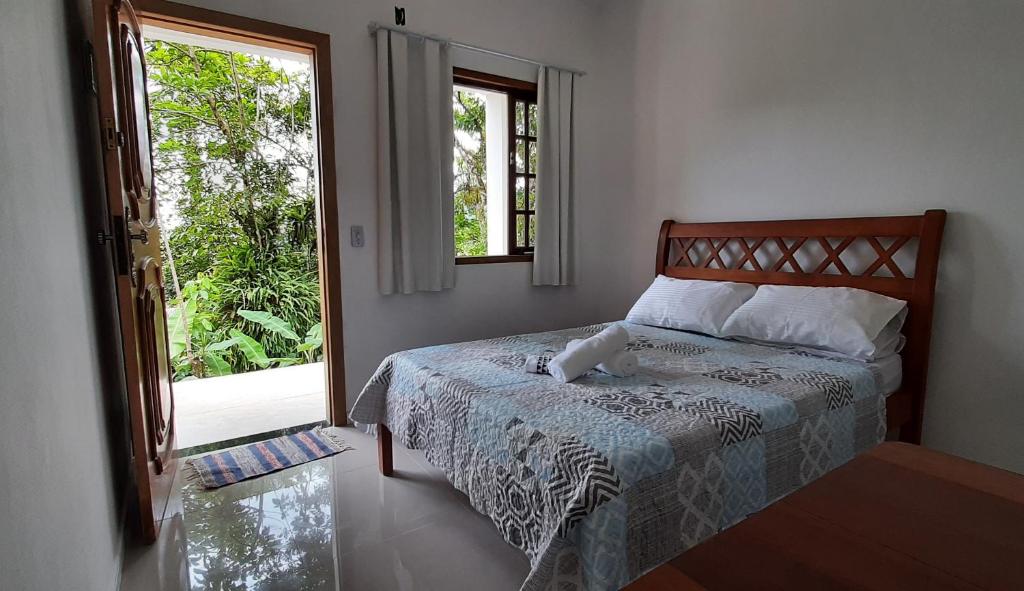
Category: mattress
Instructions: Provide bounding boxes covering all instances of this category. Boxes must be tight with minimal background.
[740,346,903,396]
[350,321,889,591]
[755,346,903,396]
[731,339,903,396]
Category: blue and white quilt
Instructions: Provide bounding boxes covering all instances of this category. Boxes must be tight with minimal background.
[349,322,887,591]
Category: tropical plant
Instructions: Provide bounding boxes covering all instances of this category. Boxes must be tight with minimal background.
[236,310,323,365]
[166,276,228,378]
[168,282,323,379]
[145,39,324,380]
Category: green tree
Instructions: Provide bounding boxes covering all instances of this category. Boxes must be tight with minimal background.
[145,40,321,379]
[453,89,487,256]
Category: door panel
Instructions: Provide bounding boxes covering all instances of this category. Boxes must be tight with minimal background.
[118,22,156,223]
[93,0,176,543]
[136,257,174,462]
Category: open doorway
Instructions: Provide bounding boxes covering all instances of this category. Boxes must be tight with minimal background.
[137,10,343,453]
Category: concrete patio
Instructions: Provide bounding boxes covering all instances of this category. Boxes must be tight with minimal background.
[173,362,327,450]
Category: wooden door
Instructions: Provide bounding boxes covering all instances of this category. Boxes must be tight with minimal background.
[93,0,177,543]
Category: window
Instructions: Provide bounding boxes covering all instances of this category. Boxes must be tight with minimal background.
[452,68,538,263]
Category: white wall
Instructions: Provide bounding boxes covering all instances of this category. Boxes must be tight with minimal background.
[167,0,633,410]
[0,0,131,589]
[618,0,1024,473]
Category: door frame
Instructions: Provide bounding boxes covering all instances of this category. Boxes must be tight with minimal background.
[136,0,347,424]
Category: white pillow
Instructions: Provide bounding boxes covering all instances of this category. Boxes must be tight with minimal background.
[626,276,757,336]
[735,308,907,361]
[721,285,907,361]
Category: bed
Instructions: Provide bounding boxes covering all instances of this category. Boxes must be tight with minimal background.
[348,210,946,591]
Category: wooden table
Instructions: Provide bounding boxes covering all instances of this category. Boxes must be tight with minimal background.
[626,443,1024,591]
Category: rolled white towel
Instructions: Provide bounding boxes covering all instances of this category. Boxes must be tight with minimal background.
[567,339,638,377]
[548,324,630,383]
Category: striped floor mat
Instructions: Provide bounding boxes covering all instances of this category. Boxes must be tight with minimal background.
[186,427,353,489]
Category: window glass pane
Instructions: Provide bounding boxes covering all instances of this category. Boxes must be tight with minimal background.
[528,214,536,247]
[515,101,525,135]
[528,177,536,209]
[515,139,526,173]
[516,214,526,248]
[528,103,537,136]
[528,140,537,174]
[453,86,488,256]
[516,176,526,209]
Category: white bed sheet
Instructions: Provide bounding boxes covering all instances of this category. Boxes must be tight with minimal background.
[868,353,902,395]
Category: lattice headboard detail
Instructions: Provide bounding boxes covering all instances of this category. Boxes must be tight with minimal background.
[655,210,947,444]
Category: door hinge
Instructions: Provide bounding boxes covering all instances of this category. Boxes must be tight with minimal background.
[102,117,124,150]
[103,118,117,150]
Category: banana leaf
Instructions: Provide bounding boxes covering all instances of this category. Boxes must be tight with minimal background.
[229,329,270,368]
[203,352,232,376]
[238,309,301,341]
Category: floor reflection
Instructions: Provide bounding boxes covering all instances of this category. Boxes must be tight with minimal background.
[183,462,337,590]
[121,428,531,591]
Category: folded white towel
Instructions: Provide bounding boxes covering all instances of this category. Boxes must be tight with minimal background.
[567,339,638,377]
[547,324,630,383]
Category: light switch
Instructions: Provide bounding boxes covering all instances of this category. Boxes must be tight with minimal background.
[350,225,365,248]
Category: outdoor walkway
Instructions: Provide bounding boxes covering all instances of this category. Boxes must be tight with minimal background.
[173,362,327,450]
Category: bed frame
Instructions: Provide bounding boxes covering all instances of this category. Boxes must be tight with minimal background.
[376,209,946,474]
[655,210,946,444]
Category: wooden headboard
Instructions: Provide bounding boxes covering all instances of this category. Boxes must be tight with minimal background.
[656,210,946,444]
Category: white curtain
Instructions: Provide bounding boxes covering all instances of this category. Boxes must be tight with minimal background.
[376,31,456,295]
[533,67,576,286]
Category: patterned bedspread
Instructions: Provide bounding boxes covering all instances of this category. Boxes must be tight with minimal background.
[349,322,887,591]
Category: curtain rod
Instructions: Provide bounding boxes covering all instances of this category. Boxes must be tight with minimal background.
[367,22,586,77]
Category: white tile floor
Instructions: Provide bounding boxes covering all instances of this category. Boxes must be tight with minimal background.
[120,427,531,591]
[174,362,328,449]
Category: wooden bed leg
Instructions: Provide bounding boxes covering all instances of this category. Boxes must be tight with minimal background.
[377,423,393,477]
